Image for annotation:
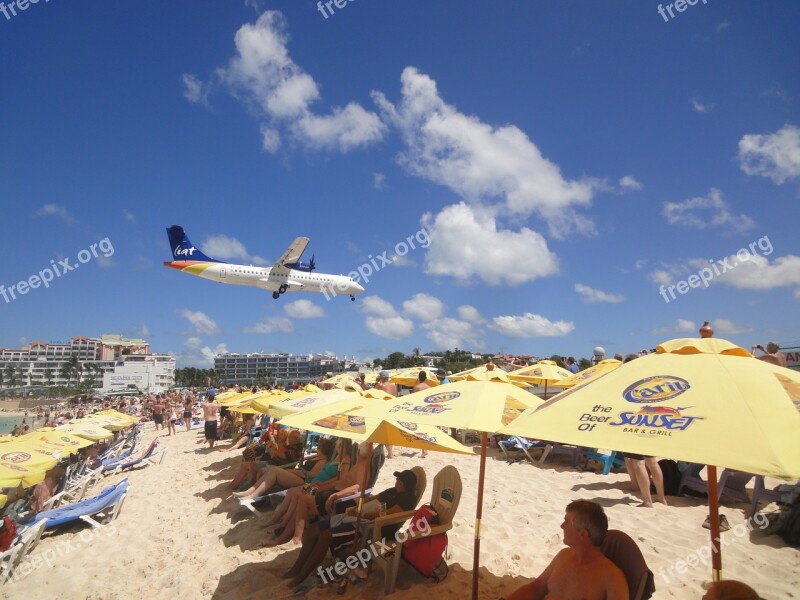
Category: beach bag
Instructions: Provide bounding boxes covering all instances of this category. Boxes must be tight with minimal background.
[0,516,16,552]
[402,503,448,580]
[778,498,800,547]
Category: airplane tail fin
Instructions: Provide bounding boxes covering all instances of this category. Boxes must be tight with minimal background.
[166,225,219,262]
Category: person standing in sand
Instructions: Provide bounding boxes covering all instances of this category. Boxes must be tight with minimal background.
[202,396,221,448]
[504,500,628,600]
[183,396,193,432]
[412,371,432,458]
[374,370,397,458]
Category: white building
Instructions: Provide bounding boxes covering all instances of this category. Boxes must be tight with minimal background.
[101,355,175,394]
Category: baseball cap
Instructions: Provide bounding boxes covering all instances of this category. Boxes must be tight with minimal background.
[393,469,417,490]
[379,370,390,379]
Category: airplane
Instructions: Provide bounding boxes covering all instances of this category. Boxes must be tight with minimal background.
[163,225,364,301]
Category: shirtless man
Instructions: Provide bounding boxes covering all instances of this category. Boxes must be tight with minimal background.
[374,371,397,458]
[753,342,787,368]
[505,500,628,600]
[152,395,164,431]
[202,396,221,448]
[412,371,432,458]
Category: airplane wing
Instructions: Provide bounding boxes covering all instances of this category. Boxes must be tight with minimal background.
[273,237,310,269]
[257,278,305,291]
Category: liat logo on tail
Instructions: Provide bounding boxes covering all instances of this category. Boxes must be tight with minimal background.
[166,225,219,263]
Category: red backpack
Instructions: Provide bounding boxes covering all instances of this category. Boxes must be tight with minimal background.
[0,516,17,552]
[401,503,448,580]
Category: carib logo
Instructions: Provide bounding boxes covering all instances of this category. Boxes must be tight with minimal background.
[423,391,461,404]
[1,452,31,464]
[622,376,690,404]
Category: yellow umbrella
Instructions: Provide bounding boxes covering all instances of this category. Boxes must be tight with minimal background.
[389,367,441,388]
[34,431,94,452]
[93,409,138,425]
[549,358,622,389]
[77,417,129,432]
[507,360,573,398]
[500,336,800,583]
[363,388,395,400]
[249,389,292,414]
[268,388,364,419]
[218,391,257,406]
[450,364,529,387]
[0,435,12,444]
[319,374,357,388]
[55,422,114,441]
[0,442,61,471]
[280,397,474,455]
[356,380,542,600]
[363,372,381,385]
[0,463,47,488]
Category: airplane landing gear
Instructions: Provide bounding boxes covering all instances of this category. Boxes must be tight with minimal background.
[272,291,280,299]
[350,295,356,301]
[279,284,288,294]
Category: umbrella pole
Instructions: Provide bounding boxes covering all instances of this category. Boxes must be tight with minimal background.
[707,465,722,582]
[352,442,372,549]
[543,381,548,400]
[472,432,488,600]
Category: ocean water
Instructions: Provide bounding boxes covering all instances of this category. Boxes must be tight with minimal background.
[0,416,25,435]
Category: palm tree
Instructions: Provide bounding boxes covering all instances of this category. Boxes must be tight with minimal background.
[43,368,53,386]
[6,366,18,387]
[0,369,4,389]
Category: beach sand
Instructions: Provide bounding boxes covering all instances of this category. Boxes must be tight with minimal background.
[7,425,799,599]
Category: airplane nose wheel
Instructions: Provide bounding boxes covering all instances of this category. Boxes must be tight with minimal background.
[272,291,280,299]
[279,284,288,294]
[350,295,356,301]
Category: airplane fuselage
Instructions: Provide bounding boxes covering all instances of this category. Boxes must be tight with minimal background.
[163,260,363,298]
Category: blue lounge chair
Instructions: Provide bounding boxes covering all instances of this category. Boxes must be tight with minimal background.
[498,436,548,463]
[28,479,130,529]
[103,439,163,474]
[583,449,625,475]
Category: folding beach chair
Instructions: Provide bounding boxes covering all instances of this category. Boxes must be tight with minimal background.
[498,436,548,463]
[102,439,160,475]
[602,529,656,600]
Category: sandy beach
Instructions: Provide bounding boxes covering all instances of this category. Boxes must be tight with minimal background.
[6,423,799,600]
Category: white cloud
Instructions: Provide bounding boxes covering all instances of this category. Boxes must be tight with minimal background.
[34,204,75,225]
[651,319,696,335]
[361,296,413,339]
[711,318,752,335]
[491,312,574,338]
[422,202,559,286]
[123,210,136,222]
[706,254,800,291]
[171,338,228,368]
[193,11,384,153]
[691,97,715,114]
[457,305,484,323]
[738,124,800,184]
[284,299,325,319]
[634,259,648,270]
[135,325,151,338]
[178,309,221,335]
[181,73,210,107]
[402,293,444,322]
[373,172,385,190]
[361,296,398,318]
[423,318,483,350]
[619,176,643,191]
[243,316,294,334]
[662,188,754,232]
[373,67,600,239]
[201,234,268,265]
[794,289,800,300]
[365,316,414,339]
[574,284,624,304]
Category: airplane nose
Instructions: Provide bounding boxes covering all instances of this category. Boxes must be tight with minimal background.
[353,282,365,293]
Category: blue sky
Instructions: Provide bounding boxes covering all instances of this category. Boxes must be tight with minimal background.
[1,0,799,367]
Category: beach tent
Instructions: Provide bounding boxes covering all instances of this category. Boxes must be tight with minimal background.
[500,336,800,584]
[356,380,542,600]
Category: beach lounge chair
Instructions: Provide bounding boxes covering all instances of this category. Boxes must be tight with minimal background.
[371,464,462,595]
[28,479,129,530]
[43,474,92,511]
[0,519,48,585]
[498,436,548,463]
[601,529,655,600]
[540,443,583,467]
[750,475,786,517]
[678,465,754,503]
[331,444,386,515]
[583,449,625,475]
[101,439,160,474]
